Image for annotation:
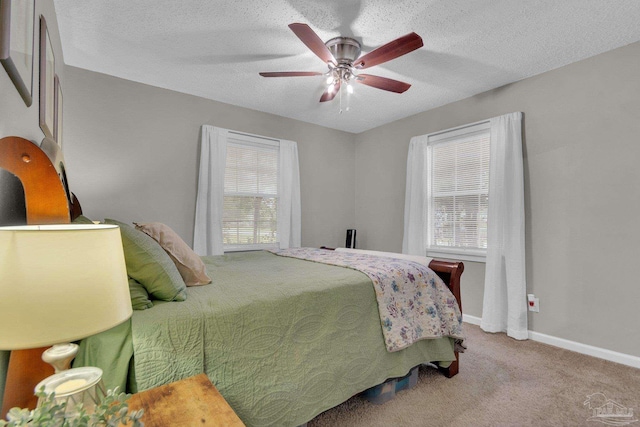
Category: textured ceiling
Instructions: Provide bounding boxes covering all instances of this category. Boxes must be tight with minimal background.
[54,0,640,134]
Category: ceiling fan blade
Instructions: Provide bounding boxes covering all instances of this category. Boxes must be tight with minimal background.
[289,23,337,66]
[259,71,323,77]
[320,80,341,102]
[353,32,423,69]
[356,74,411,93]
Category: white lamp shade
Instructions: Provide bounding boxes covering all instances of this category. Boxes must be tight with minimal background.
[0,224,132,350]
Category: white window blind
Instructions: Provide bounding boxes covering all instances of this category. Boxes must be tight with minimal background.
[427,123,490,259]
[223,136,279,251]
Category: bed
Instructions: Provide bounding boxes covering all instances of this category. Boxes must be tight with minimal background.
[0,135,464,426]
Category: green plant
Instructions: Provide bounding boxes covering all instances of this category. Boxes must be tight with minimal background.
[0,387,144,427]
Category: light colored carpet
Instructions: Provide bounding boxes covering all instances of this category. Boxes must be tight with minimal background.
[308,323,640,426]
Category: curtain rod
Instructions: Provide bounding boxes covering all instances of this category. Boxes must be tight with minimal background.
[228,130,280,143]
[425,118,490,139]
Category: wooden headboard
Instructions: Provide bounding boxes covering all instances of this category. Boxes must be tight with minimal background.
[0,136,79,415]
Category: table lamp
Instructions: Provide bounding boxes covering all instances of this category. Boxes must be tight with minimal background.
[0,224,132,411]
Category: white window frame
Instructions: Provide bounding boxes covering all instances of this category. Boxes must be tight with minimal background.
[223,131,280,252]
[426,120,490,263]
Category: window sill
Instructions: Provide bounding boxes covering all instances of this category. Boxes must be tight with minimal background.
[426,249,486,263]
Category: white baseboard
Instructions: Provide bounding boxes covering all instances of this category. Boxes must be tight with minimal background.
[463,314,482,325]
[462,314,640,369]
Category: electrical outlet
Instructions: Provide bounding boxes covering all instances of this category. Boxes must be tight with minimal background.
[527,294,539,312]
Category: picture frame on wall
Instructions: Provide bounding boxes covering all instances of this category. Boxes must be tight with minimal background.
[54,74,62,146]
[0,0,35,107]
[39,15,55,140]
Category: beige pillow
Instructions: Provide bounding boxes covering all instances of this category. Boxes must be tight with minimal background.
[134,222,212,286]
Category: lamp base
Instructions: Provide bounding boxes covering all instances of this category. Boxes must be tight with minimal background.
[41,343,79,373]
[35,367,105,416]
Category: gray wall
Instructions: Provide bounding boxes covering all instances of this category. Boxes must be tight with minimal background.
[0,2,65,141]
[63,66,356,249]
[354,41,640,358]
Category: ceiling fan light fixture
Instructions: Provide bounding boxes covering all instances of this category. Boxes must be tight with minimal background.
[346,83,354,94]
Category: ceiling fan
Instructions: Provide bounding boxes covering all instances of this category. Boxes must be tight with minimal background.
[259,23,423,103]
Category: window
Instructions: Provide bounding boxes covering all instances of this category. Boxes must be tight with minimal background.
[426,122,490,261]
[194,125,300,256]
[223,134,279,251]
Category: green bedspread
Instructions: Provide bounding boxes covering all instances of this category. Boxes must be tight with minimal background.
[76,251,456,427]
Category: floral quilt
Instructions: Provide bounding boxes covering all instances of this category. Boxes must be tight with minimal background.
[269,248,464,352]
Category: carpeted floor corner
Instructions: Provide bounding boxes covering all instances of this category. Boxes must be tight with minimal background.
[308,323,640,426]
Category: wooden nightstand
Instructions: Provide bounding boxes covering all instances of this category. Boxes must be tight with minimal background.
[123,374,245,426]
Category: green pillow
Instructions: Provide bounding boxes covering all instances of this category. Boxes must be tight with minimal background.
[105,218,187,302]
[72,214,95,224]
[129,277,153,310]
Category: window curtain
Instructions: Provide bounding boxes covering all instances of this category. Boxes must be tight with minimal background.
[480,112,528,340]
[402,135,428,256]
[193,125,227,256]
[277,140,302,249]
[401,112,527,340]
[193,126,302,255]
